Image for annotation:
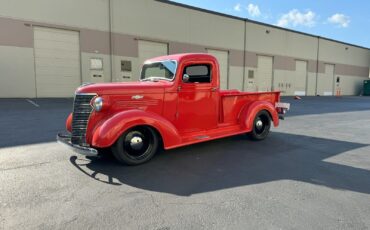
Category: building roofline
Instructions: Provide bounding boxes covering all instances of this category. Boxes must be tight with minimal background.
[155,0,246,21]
[156,0,370,51]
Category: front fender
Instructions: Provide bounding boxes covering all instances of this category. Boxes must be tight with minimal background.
[239,101,279,131]
[91,109,182,149]
[66,113,72,132]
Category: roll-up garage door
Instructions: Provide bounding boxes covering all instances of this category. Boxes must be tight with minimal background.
[207,49,229,90]
[257,56,273,92]
[137,40,168,81]
[317,64,335,96]
[294,60,307,96]
[33,27,81,97]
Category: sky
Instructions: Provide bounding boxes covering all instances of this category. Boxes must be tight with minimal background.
[170,0,370,48]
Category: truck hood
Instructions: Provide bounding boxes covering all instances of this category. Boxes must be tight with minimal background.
[76,81,173,95]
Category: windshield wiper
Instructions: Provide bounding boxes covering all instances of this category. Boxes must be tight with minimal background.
[140,77,171,82]
[140,78,153,82]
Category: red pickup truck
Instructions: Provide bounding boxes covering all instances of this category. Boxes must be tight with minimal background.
[58,53,289,165]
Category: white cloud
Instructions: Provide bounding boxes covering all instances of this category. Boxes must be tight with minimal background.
[277,9,316,27]
[327,13,350,28]
[247,3,261,17]
[234,3,242,12]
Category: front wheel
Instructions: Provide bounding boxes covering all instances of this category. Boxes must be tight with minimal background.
[248,110,271,141]
[112,126,159,165]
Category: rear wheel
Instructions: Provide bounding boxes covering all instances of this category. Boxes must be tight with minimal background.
[112,126,159,165]
[249,110,271,141]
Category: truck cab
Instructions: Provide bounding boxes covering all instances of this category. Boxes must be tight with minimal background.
[58,53,289,165]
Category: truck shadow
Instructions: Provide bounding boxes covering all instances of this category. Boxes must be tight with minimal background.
[70,132,370,196]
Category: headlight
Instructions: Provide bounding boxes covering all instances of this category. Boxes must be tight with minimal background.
[92,97,103,112]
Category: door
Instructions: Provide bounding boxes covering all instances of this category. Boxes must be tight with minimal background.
[33,27,81,97]
[137,40,168,81]
[207,49,229,90]
[176,63,219,133]
[245,69,257,92]
[317,64,335,96]
[294,60,307,96]
[306,67,316,96]
[257,56,273,92]
[89,58,105,83]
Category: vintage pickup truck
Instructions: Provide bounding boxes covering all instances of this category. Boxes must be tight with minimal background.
[58,53,289,165]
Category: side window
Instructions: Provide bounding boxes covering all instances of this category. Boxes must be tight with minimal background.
[183,64,211,83]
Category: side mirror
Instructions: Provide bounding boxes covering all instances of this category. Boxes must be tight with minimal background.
[183,74,190,83]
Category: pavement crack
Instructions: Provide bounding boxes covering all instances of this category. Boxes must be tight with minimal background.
[150,194,160,208]
[0,161,54,171]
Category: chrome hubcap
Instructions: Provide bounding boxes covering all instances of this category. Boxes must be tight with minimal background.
[130,136,143,150]
[256,120,263,129]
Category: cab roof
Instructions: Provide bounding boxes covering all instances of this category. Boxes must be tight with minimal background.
[145,53,218,64]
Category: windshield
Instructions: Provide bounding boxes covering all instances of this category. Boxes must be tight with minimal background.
[140,60,177,81]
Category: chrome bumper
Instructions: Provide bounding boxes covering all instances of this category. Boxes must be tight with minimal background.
[276,102,290,120]
[57,133,98,157]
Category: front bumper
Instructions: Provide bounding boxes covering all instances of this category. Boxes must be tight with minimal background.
[57,133,98,157]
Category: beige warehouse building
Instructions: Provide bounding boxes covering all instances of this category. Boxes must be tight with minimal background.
[0,0,369,98]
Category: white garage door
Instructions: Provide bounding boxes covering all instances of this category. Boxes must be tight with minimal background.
[207,49,229,89]
[257,56,273,92]
[317,64,335,96]
[137,40,168,81]
[294,60,307,96]
[33,27,81,97]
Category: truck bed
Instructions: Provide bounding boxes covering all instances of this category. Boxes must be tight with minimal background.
[219,90,280,125]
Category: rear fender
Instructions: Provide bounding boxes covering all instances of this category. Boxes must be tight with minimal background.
[91,109,181,149]
[239,101,279,131]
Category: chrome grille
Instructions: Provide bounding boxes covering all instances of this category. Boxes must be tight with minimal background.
[71,94,95,145]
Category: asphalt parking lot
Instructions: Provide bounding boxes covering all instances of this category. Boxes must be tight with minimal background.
[1,96,370,229]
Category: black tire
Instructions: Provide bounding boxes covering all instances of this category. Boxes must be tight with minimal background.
[249,110,271,141]
[111,126,159,165]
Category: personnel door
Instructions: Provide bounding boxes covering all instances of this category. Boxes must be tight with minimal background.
[176,63,219,133]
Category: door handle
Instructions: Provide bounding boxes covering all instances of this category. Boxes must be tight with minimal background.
[211,87,218,92]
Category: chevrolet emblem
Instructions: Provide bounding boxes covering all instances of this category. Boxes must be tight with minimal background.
[131,95,144,100]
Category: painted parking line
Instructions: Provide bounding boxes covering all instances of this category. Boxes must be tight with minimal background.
[26,99,40,108]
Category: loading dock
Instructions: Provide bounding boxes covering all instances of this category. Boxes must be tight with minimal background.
[256,56,273,92]
[294,60,308,96]
[137,40,168,81]
[33,27,81,97]
[317,64,335,96]
[207,49,229,90]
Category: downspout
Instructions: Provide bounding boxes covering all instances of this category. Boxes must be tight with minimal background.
[108,0,114,82]
[315,36,320,95]
[242,18,247,91]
